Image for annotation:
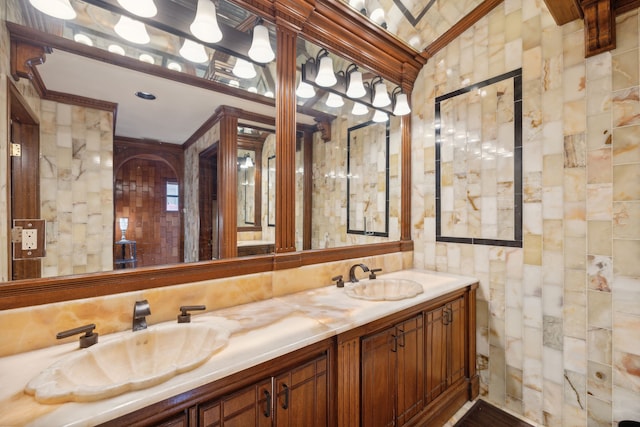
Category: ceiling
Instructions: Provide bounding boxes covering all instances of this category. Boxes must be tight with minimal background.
[14,0,617,145]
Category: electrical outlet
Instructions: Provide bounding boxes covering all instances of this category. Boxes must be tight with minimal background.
[22,229,37,250]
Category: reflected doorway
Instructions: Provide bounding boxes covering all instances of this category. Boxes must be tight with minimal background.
[199,145,218,261]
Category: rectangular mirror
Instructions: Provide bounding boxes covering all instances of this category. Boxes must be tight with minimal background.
[237,149,256,227]
[347,120,390,237]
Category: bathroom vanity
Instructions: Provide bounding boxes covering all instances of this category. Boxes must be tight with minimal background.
[0,270,478,427]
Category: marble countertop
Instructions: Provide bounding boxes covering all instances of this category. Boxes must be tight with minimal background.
[0,269,477,427]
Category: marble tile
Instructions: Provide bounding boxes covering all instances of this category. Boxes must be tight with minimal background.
[613,312,640,356]
[587,395,612,426]
[543,315,563,350]
[588,290,612,329]
[564,133,587,167]
[613,202,640,239]
[613,50,640,92]
[564,370,587,411]
[613,239,640,277]
[612,276,640,316]
[588,327,613,365]
[612,123,638,164]
[588,361,613,402]
[586,183,613,220]
[543,379,563,425]
[613,164,640,201]
[543,346,564,383]
[507,365,523,400]
[586,113,613,151]
[613,386,640,425]
[587,255,613,291]
[612,87,640,128]
[613,351,640,394]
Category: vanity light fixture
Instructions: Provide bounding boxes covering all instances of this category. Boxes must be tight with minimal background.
[73,33,93,46]
[296,80,316,98]
[29,0,76,19]
[244,155,254,168]
[369,7,387,29]
[348,0,367,14]
[190,0,223,43]
[117,0,157,18]
[326,93,344,108]
[248,20,275,63]
[108,44,126,55]
[232,58,257,79]
[352,102,369,115]
[345,64,367,98]
[371,76,391,107]
[179,39,209,63]
[392,87,411,116]
[372,109,388,123]
[114,15,150,44]
[315,49,337,87]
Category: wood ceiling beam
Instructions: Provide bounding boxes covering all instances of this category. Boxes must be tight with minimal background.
[543,0,584,25]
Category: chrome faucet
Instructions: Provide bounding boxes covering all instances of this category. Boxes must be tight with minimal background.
[132,299,151,331]
[349,263,370,283]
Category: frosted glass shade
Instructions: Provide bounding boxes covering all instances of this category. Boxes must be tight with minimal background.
[179,39,209,63]
[190,0,222,43]
[108,44,125,55]
[248,25,275,63]
[393,92,411,116]
[370,7,386,27]
[114,16,150,44]
[232,59,257,79]
[352,103,369,116]
[372,110,388,123]
[326,93,344,108]
[346,70,367,98]
[117,0,157,17]
[29,0,76,19]
[296,81,316,98]
[372,81,391,107]
[315,56,337,87]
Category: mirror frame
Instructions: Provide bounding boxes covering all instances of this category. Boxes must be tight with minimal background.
[1,0,423,310]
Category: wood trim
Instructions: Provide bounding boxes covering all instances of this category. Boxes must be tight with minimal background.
[0,241,411,309]
[543,0,584,25]
[43,90,118,114]
[421,0,503,61]
[303,129,313,250]
[401,113,412,241]
[274,27,298,253]
[337,337,360,427]
[615,0,640,15]
[9,39,48,82]
[582,0,616,57]
[218,113,239,259]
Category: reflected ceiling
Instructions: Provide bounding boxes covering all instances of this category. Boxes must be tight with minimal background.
[342,0,484,50]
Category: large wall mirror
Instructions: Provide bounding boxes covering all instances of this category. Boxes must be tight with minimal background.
[1,0,419,307]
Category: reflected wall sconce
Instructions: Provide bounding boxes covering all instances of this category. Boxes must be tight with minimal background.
[372,109,388,123]
[232,58,257,79]
[296,80,316,98]
[326,93,344,108]
[29,0,76,19]
[238,154,254,169]
[301,52,411,116]
[180,39,208,63]
[248,20,275,63]
[191,0,223,43]
[114,15,150,44]
[117,0,157,18]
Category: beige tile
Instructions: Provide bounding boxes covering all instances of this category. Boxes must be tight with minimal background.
[613,164,640,201]
[587,221,612,256]
[613,202,640,239]
[613,239,640,277]
[613,125,640,165]
[612,49,639,91]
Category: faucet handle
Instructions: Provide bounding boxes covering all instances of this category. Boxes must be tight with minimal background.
[369,268,383,279]
[332,275,344,288]
[178,305,206,323]
[56,324,98,348]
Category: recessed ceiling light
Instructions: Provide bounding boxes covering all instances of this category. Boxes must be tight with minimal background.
[139,53,154,64]
[135,91,156,100]
[167,62,182,72]
[108,44,125,55]
[73,33,93,46]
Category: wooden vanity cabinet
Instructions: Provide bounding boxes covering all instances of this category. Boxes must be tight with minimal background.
[98,339,333,427]
[337,284,478,427]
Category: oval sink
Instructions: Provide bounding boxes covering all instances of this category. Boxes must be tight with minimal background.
[345,279,424,301]
[25,322,230,404]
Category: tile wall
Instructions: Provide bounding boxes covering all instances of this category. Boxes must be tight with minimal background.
[411,1,640,425]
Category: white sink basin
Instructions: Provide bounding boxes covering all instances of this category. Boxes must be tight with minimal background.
[345,279,424,301]
[25,322,230,404]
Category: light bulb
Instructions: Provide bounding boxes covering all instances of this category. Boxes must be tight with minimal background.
[372,110,388,122]
[73,33,93,46]
[117,0,157,18]
[232,58,257,79]
[248,24,275,63]
[114,16,150,44]
[326,93,344,108]
[296,81,316,98]
[191,0,222,43]
[372,80,391,107]
[346,70,367,98]
[167,61,182,72]
[393,92,411,116]
[264,90,274,98]
[180,39,209,63]
[248,86,258,93]
[369,7,386,28]
[108,44,125,55]
[315,55,337,87]
[29,0,76,19]
[352,102,369,116]
[139,53,155,64]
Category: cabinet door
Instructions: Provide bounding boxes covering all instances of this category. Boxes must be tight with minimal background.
[199,379,272,427]
[361,326,396,427]
[274,354,328,427]
[425,305,448,403]
[447,297,466,386]
[396,315,424,425]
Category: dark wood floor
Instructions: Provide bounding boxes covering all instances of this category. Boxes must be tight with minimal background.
[453,400,533,427]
